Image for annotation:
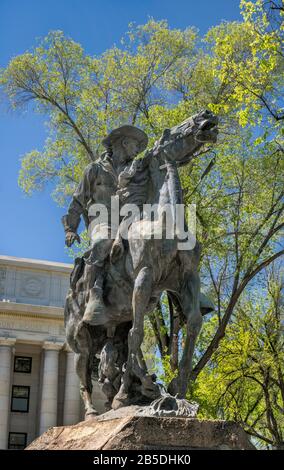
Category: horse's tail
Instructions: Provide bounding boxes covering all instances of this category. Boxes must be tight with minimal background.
[167,291,185,371]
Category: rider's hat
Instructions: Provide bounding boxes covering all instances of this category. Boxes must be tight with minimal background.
[102,125,148,154]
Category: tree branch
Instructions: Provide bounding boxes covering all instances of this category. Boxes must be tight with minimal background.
[191,249,284,380]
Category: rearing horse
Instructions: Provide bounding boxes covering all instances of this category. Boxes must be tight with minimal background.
[64,109,218,416]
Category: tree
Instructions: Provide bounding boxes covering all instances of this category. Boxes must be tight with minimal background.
[193,266,284,449]
[0,23,197,204]
[186,129,284,381]
[0,3,283,427]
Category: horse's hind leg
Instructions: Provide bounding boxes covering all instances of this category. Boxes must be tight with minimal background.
[168,271,202,398]
[74,324,98,418]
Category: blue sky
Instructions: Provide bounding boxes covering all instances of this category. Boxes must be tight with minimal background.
[0,0,241,263]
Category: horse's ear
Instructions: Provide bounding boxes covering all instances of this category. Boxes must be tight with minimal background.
[161,128,171,143]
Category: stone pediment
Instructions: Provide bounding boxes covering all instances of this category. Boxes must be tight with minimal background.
[0,255,72,308]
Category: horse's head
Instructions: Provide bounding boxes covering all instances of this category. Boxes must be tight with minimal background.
[190,109,219,144]
[153,109,218,166]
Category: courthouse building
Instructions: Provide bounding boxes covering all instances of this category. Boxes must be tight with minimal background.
[0,255,105,449]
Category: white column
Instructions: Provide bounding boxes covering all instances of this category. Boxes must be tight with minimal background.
[0,337,16,449]
[39,341,63,435]
[63,347,81,425]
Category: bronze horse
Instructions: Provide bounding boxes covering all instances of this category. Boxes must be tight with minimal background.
[64,110,218,416]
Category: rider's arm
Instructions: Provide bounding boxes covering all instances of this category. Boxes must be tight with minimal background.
[62,162,98,240]
[118,160,140,188]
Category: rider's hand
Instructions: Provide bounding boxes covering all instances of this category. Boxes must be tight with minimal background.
[65,231,81,247]
[110,240,124,263]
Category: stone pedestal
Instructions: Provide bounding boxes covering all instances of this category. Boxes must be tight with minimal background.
[27,406,254,450]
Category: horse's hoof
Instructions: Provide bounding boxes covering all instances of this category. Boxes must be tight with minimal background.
[146,394,199,418]
[112,392,131,410]
[141,376,162,399]
[104,401,112,412]
[85,408,99,420]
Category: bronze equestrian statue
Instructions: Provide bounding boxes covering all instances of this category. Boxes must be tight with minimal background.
[62,110,218,416]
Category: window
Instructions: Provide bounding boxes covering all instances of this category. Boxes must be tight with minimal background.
[11,386,30,412]
[8,432,27,450]
[14,356,32,373]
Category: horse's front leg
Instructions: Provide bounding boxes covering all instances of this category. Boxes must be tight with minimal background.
[113,266,158,407]
[128,267,153,374]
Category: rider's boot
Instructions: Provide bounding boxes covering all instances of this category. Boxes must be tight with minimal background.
[82,262,108,326]
[83,286,108,325]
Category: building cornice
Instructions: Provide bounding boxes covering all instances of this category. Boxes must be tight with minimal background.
[0,255,73,274]
[0,336,17,346]
[0,301,64,320]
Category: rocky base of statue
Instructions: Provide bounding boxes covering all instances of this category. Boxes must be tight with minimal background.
[144,394,199,417]
[26,404,255,450]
